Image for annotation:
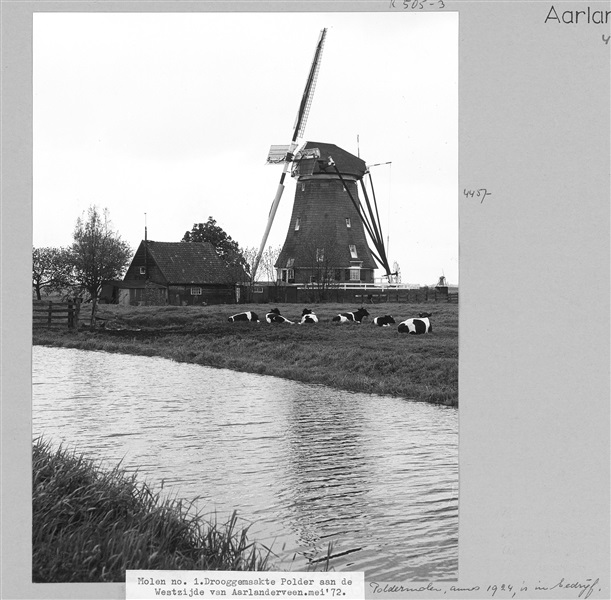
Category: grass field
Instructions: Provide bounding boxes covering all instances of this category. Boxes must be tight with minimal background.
[33,302,458,406]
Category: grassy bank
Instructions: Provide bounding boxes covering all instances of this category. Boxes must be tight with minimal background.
[32,438,273,582]
[33,302,458,406]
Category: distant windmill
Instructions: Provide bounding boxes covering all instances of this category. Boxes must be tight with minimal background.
[252,28,394,285]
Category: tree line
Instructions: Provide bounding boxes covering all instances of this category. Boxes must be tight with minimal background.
[33,206,280,308]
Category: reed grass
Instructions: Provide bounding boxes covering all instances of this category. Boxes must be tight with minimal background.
[32,438,273,582]
[33,302,458,406]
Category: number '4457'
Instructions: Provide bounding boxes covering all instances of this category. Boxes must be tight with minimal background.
[464,188,492,203]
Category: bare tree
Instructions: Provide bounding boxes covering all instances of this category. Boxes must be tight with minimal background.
[302,230,343,303]
[32,247,74,300]
[243,246,281,283]
[260,245,282,283]
[71,206,132,325]
[240,245,281,302]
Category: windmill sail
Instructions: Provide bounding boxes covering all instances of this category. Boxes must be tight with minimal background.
[327,159,394,278]
[251,28,327,282]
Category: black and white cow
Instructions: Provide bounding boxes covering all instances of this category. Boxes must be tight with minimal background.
[373,315,396,327]
[332,307,370,323]
[418,312,433,318]
[265,308,294,324]
[228,311,259,323]
[299,308,318,324]
[397,317,433,334]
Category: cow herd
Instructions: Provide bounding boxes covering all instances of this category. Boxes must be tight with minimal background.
[228,307,433,334]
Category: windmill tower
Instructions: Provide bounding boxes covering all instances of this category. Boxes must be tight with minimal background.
[252,28,393,286]
[275,141,378,284]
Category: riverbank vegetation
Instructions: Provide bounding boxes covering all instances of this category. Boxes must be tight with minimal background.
[32,302,458,406]
[32,438,272,582]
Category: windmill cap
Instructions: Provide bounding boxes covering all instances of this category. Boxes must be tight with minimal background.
[300,141,367,179]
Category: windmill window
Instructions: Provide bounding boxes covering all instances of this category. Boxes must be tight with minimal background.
[139,266,146,275]
[301,183,306,192]
[316,248,324,263]
[286,258,295,268]
[349,269,361,281]
[349,245,358,259]
[345,218,351,228]
[191,287,202,296]
[294,218,300,231]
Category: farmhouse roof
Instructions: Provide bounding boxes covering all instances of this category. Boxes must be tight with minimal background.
[135,241,241,285]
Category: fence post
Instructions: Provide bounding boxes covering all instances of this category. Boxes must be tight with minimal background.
[47,301,52,327]
[75,298,81,328]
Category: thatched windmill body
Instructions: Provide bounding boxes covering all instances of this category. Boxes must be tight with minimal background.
[275,141,378,285]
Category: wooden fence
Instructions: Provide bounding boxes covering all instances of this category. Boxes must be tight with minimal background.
[33,299,82,329]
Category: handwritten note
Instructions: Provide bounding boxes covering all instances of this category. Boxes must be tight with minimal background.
[388,0,446,10]
[368,577,603,598]
[464,188,493,203]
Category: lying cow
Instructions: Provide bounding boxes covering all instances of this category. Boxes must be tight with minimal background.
[373,315,396,327]
[397,317,433,334]
[299,308,318,324]
[332,307,370,323]
[265,308,294,324]
[228,311,259,323]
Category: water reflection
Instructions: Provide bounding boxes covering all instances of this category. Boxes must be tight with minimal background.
[32,346,458,580]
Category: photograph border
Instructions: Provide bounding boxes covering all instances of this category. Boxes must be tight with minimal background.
[2,1,610,598]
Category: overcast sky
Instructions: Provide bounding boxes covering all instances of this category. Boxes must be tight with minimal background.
[33,11,458,286]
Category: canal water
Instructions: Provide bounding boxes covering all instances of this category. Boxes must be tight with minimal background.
[32,346,458,581]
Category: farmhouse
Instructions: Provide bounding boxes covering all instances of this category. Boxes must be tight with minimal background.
[120,240,247,306]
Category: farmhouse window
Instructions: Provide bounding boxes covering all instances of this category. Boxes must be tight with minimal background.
[294,218,300,231]
[349,245,358,259]
[278,269,294,283]
[191,288,202,295]
[350,269,361,281]
[253,286,264,294]
[139,266,146,275]
[346,218,351,228]
[316,248,324,262]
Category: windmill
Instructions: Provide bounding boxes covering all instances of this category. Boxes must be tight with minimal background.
[252,28,395,285]
[250,28,328,282]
